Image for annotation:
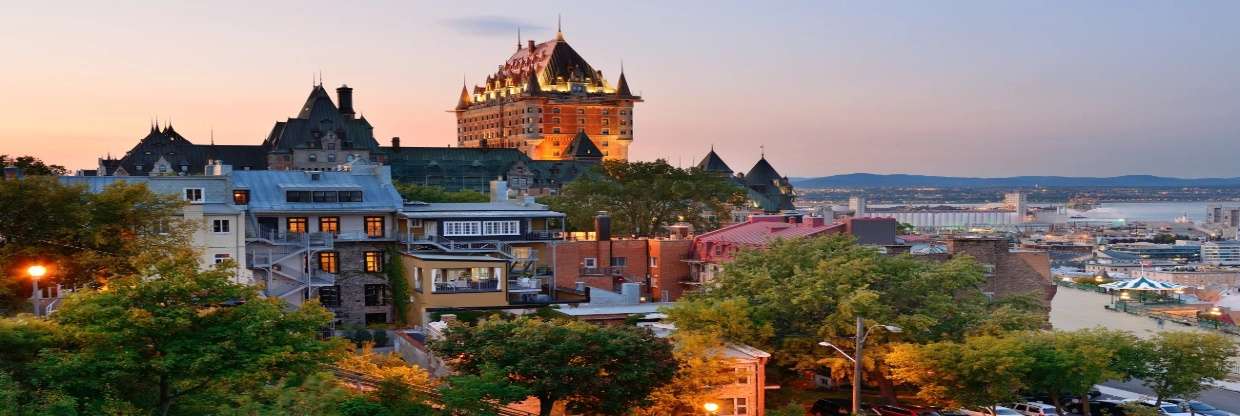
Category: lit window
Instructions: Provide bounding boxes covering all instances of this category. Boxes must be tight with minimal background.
[183,188,203,203]
[232,189,250,205]
[212,219,230,233]
[364,251,383,273]
[319,216,339,234]
[318,251,338,273]
[287,217,308,234]
[365,216,385,238]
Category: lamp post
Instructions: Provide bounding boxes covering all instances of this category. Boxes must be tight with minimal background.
[703,401,719,415]
[820,317,902,416]
[27,265,46,317]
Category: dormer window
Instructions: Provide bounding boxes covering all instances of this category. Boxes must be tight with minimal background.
[183,188,204,203]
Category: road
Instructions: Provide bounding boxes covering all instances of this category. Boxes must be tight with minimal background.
[1100,380,1240,414]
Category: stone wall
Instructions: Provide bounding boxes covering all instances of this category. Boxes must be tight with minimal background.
[944,238,1056,306]
[326,241,392,326]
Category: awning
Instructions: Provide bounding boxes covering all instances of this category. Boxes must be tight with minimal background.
[1099,277,1185,291]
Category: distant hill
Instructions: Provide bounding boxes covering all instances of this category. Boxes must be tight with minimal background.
[790,173,1240,188]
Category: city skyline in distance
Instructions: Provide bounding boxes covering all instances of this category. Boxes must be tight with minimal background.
[2,1,1238,177]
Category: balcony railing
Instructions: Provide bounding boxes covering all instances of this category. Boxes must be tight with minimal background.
[580,266,625,276]
[431,279,500,293]
[331,231,390,241]
[249,230,335,248]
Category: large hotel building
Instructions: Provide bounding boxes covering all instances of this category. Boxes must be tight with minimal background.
[454,28,640,161]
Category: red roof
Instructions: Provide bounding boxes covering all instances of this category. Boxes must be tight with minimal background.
[697,216,843,246]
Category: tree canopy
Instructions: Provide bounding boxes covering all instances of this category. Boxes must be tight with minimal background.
[1135,331,1238,405]
[0,178,190,312]
[394,182,489,203]
[0,154,67,176]
[542,159,746,236]
[429,316,677,416]
[0,259,344,415]
[666,235,1043,371]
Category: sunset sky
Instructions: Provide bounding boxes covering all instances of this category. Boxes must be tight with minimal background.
[2,1,1238,177]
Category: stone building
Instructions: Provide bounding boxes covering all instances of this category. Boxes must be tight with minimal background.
[942,237,1056,305]
[454,26,639,161]
[696,148,797,215]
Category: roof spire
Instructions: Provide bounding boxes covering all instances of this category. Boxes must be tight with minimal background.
[556,14,564,41]
[760,144,765,158]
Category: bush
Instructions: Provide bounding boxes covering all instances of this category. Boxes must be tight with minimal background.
[371,330,390,347]
[348,329,373,346]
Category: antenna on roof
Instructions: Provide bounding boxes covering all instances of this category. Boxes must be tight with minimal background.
[517,26,522,50]
[556,14,564,41]
[210,127,215,145]
[760,144,765,158]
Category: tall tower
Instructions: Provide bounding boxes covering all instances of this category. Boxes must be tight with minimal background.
[453,25,640,161]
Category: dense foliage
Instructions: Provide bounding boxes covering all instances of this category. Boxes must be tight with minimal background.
[385,247,411,325]
[430,316,677,416]
[0,258,344,415]
[0,178,189,312]
[543,159,746,236]
[394,182,489,203]
[0,154,67,176]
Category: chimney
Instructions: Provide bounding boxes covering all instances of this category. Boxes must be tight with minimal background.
[527,40,535,50]
[391,136,401,152]
[490,178,509,202]
[594,211,611,241]
[336,85,355,119]
[205,161,232,176]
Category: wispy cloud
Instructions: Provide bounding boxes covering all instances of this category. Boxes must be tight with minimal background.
[441,16,549,37]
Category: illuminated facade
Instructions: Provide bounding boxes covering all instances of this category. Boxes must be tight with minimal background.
[455,28,640,161]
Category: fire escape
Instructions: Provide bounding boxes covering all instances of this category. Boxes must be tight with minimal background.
[247,228,336,307]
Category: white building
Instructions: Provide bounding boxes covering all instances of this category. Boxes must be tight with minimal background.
[1202,240,1240,266]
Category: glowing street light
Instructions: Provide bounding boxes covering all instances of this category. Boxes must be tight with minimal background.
[28,265,47,317]
[704,402,719,415]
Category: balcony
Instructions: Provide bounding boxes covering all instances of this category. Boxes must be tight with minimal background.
[524,230,563,240]
[332,231,392,242]
[580,266,626,276]
[431,278,500,293]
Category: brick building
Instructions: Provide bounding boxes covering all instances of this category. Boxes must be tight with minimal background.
[943,237,1057,305]
[455,26,639,161]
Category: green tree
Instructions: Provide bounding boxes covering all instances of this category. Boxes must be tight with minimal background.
[394,182,489,203]
[33,259,344,415]
[384,247,411,325]
[0,178,190,311]
[1022,329,1142,414]
[429,317,676,416]
[438,368,532,416]
[0,155,67,176]
[665,235,1043,399]
[887,334,1034,411]
[635,331,737,416]
[543,159,746,236]
[1134,331,1238,406]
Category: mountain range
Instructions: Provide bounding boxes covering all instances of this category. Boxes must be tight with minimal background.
[790,173,1240,188]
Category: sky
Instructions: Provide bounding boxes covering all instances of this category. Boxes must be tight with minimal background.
[1,0,1238,178]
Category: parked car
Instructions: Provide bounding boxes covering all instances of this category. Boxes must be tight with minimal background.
[813,399,853,416]
[1162,399,1235,416]
[872,404,943,416]
[1068,399,1135,416]
[960,406,1023,416]
[1139,400,1193,416]
[1011,402,1059,416]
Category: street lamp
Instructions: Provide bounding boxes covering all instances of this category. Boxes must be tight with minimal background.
[820,318,902,416]
[703,402,719,415]
[27,265,46,317]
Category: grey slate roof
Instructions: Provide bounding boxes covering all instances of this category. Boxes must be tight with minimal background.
[262,85,380,154]
[229,168,402,213]
[565,132,603,160]
[696,149,733,174]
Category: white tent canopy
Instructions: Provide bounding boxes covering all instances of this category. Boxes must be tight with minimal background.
[1099,277,1185,291]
